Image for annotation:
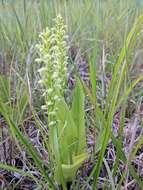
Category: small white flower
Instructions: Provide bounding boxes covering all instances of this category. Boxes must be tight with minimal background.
[41,105,47,110]
[49,121,57,126]
[54,95,60,101]
[47,101,53,106]
[38,80,44,84]
[35,58,42,63]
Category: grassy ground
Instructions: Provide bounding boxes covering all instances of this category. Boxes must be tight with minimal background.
[0,0,143,189]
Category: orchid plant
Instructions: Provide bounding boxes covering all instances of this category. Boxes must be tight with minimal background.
[36,15,87,189]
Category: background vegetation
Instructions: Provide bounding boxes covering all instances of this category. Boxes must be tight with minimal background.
[0,0,143,189]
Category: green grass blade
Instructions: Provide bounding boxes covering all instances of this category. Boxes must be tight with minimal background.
[0,100,57,190]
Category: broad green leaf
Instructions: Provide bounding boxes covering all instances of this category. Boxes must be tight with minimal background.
[71,78,86,154]
[54,98,78,164]
[61,153,88,182]
[53,126,67,190]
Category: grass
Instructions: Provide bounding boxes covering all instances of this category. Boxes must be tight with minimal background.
[0,0,143,189]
